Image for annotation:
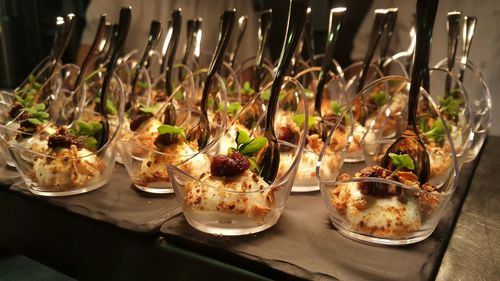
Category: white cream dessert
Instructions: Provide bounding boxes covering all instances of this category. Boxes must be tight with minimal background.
[33,145,104,189]
[331,166,440,238]
[137,134,209,186]
[184,169,274,221]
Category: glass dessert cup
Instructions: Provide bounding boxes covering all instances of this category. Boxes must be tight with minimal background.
[118,72,227,194]
[167,77,308,236]
[290,67,348,192]
[422,68,473,166]
[0,63,67,167]
[7,74,125,196]
[318,76,460,245]
[341,62,384,163]
[434,58,492,163]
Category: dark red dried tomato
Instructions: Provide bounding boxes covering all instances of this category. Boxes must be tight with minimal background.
[210,151,250,177]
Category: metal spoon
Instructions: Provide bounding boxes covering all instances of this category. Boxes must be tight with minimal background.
[290,7,311,76]
[312,7,346,141]
[458,16,477,83]
[254,9,272,92]
[380,0,439,183]
[129,20,162,108]
[228,15,248,68]
[355,9,387,94]
[161,9,182,125]
[444,11,461,95]
[97,7,132,149]
[186,10,236,149]
[258,0,307,184]
[378,8,398,73]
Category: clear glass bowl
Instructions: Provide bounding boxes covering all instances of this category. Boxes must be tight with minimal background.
[434,58,492,162]
[290,66,348,192]
[7,73,125,196]
[167,77,308,235]
[318,75,459,245]
[118,71,227,194]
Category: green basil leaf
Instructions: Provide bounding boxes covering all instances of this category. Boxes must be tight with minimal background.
[239,136,267,156]
[157,124,186,138]
[83,137,98,151]
[389,153,415,171]
[292,113,315,129]
[139,104,159,114]
[27,118,43,125]
[330,100,346,116]
[372,90,388,106]
[236,129,251,147]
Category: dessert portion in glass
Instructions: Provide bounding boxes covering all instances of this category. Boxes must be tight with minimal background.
[118,70,226,194]
[8,70,125,196]
[318,76,459,245]
[290,66,348,191]
[168,76,308,235]
[434,58,491,162]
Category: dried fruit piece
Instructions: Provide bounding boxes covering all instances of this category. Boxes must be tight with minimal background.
[210,151,250,177]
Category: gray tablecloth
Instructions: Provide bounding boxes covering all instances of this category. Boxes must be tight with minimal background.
[160,156,479,280]
[8,165,181,233]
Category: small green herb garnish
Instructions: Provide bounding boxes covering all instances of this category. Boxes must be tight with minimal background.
[174,89,185,101]
[388,153,415,171]
[292,113,315,130]
[95,97,118,115]
[372,90,388,106]
[304,88,315,99]
[259,90,287,101]
[139,103,159,114]
[221,102,242,116]
[438,95,464,117]
[157,124,186,139]
[330,100,346,116]
[240,81,255,96]
[229,129,268,172]
[423,119,445,144]
[22,103,49,125]
[136,80,149,90]
[69,120,103,150]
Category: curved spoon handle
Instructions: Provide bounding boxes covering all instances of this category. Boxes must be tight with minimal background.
[314,7,346,115]
[99,7,131,116]
[356,9,387,94]
[193,18,203,64]
[162,9,182,98]
[379,8,398,70]
[408,0,439,127]
[265,0,308,131]
[445,11,461,94]
[228,15,248,67]
[130,20,162,100]
[458,16,477,82]
[200,10,236,115]
[182,18,201,67]
[74,14,108,91]
[255,10,272,68]
[303,7,314,61]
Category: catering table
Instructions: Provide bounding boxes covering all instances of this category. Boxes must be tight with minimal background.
[0,136,498,281]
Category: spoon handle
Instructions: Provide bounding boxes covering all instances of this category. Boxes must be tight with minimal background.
[379,8,398,71]
[228,15,248,68]
[49,17,66,59]
[265,0,308,131]
[182,18,201,67]
[99,7,131,116]
[356,9,387,94]
[303,7,314,62]
[74,14,108,91]
[129,20,162,102]
[254,9,272,91]
[408,0,439,128]
[162,9,182,98]
[314,7,346,115]
[200,10,236,115]
[445,11,461,95]
[255,10,272,69]
[458,16,477,82]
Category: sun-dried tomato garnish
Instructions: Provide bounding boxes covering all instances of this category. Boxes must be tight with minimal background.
[210,151,250,177]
